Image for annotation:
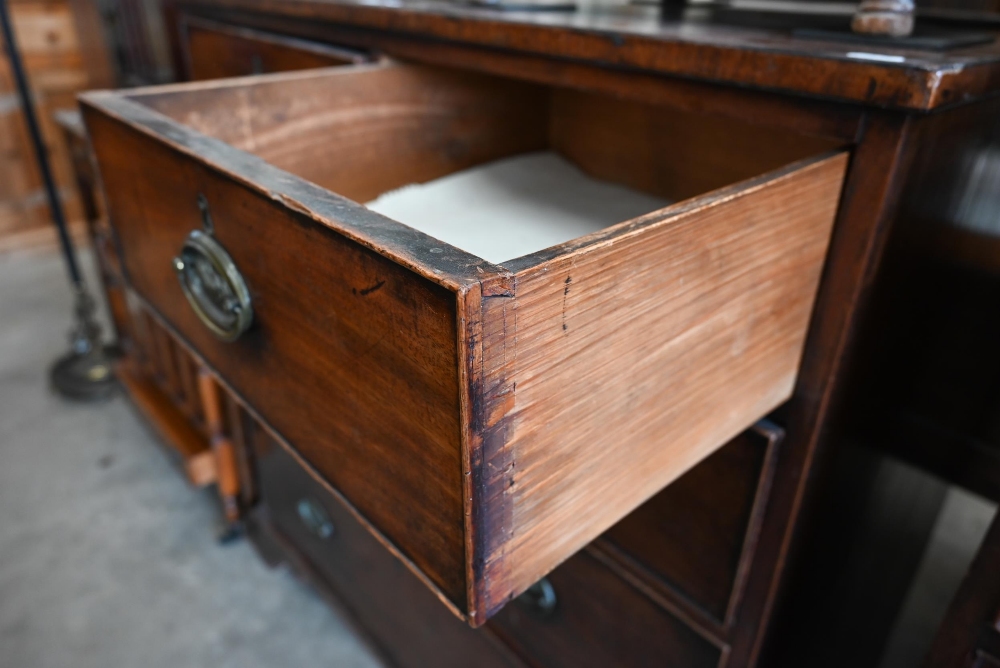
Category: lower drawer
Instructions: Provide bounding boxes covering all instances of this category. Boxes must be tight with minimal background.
[256,435,523,668]
[259,426,725,668]
[488,554,722,668]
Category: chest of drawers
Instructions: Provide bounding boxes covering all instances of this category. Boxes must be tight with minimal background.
[77,4,1000,666]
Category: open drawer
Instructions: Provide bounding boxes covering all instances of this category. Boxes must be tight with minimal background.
[81,60,847,625]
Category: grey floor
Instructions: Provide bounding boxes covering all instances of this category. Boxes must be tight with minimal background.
[1,246,996,668]
[0,248,383,668]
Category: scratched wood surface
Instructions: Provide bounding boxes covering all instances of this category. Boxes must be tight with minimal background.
[484,153,848,613]
[134,62,549,204]
[171,0,1000,111]
[84,60,848,624]
[84,106,471,610]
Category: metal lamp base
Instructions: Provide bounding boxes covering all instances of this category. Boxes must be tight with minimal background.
[50,287,117,401]
[50,345,117,401]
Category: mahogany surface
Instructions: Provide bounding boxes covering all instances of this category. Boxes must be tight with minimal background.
[171,0,1000,110]
[73,1,1000,666]
[82,58,844,624]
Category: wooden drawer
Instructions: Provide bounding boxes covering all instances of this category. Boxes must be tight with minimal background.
[489,551,722,668]
[257,434,523,668]
[178,16,371,80]
[599,422,783,629]
[82,60,847,624]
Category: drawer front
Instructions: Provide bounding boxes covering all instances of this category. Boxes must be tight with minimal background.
[85,105,470,608]
[179,17,370,80]
[489,552,722,668]
[83,61,846,622]
[600,423,783,626]
[257,436,523,668]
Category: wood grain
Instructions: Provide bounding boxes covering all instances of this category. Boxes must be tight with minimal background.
[133,61,549,203]
[549,88,840,203]
[170,0,1000,110]
[84,107,471,608]
[85,61,848,625]
[179,16,369,80]
[489,153,847,612]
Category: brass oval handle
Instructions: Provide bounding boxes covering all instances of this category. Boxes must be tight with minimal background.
[173,228,252,342]
[297,498,335,539]
[516,577,557,618]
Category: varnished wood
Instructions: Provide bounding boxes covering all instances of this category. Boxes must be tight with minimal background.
[178,16,370,80]
[256,433,525,668]
[84,103,472,609]
[187,9,864,144]
[198,369,241,525]
[753,112,919,667]
[483,153,845,616]
[548,88,840,203]
[172,0,1000,110]
[598,423,783,638]
[118,366,216,487]
[489,549,722,668]
[83,59,847,624]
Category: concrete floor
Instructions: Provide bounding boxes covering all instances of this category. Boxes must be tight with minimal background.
[0,248,383,668]
[1,246,996,668]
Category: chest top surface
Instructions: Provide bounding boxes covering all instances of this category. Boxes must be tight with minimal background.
[178,0,1000,110]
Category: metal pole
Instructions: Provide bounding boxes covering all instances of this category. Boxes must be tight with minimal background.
[0,0,83,288]
[0,0,116,400]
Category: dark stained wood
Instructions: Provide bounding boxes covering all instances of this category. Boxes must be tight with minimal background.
[751,111,920,667]
[84,106,471,611]
[488,550,722,668]
[178,16,370,80]
[599,424,783,631]
[172,0,1000,110]
[86,3,1000,663]
[181,8,864,144]
[925,510,1000,668]
[257,435,525,668]
[83,60,846,626]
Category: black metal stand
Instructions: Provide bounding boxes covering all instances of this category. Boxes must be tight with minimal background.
[0,0,116,400]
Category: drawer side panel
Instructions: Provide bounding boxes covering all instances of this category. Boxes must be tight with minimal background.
[85,108,469,609]
[499,152,849,607]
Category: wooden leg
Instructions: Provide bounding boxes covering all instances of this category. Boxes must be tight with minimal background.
[198,368,243,541]
[733,111,919,666]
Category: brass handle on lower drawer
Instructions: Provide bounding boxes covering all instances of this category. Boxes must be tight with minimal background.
[516,578,557,618]
[297,498,335,539]
[172,195,252,342]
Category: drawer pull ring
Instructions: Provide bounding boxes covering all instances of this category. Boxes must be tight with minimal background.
[172,195,253,341]
[297,497,335,539]
[516,577,558,618]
